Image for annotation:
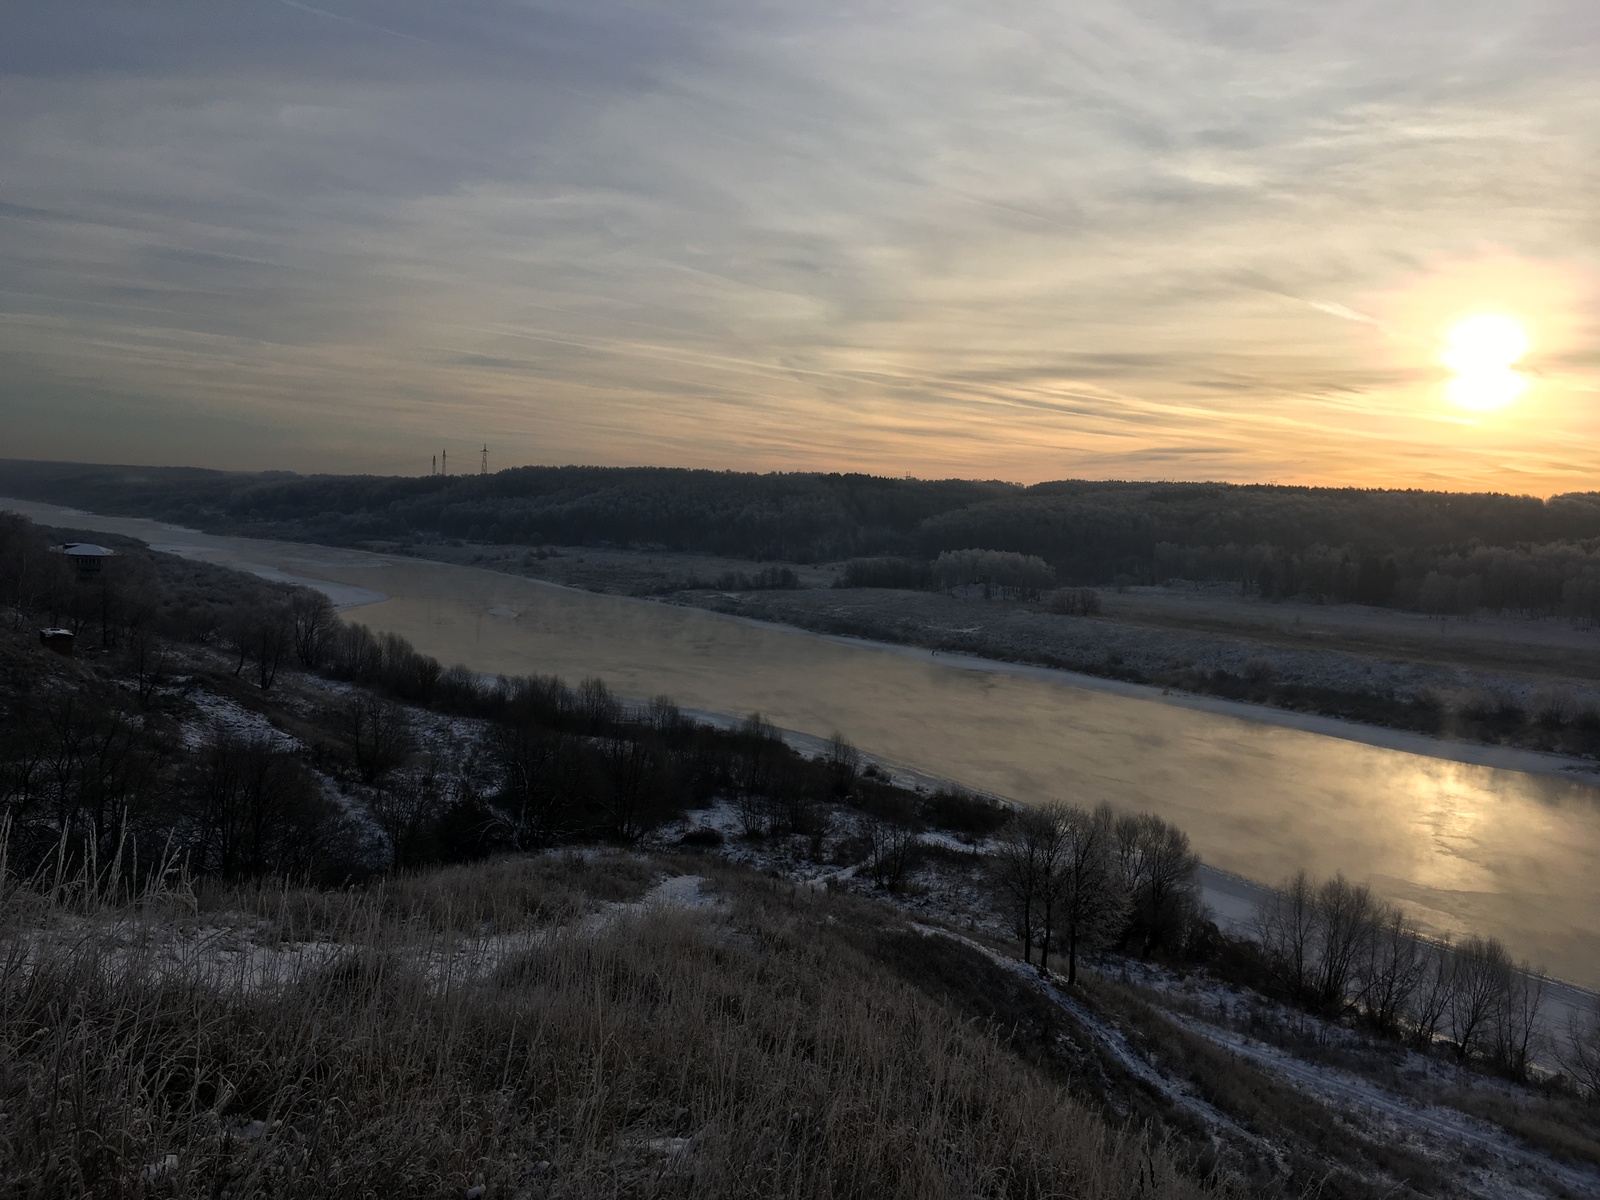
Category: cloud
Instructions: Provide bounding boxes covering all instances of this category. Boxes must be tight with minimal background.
[275,0,430,44]
[0,0,1597,490]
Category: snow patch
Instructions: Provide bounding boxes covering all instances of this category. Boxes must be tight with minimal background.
[180,688,294,750]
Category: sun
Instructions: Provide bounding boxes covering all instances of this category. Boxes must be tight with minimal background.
[1441,313,1529,412]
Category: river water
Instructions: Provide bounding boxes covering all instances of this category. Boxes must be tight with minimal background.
[10,498,1600,990]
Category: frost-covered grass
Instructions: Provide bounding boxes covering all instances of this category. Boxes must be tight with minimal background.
[651,813,1600,1199]
[1082,957,1600,1197]
[0,853,1208,1200]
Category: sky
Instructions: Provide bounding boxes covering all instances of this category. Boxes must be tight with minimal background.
[1,1,1597,491]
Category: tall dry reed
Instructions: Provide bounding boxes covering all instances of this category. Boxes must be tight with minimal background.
[1,853,1211,1198]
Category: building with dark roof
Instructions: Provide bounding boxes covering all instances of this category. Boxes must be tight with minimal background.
[54,542,116,575]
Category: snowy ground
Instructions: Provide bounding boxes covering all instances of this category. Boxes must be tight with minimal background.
[1109,955,1600,1200]
[5,870,719,998]
[649,796,1600,1199]
[175,685,298,751]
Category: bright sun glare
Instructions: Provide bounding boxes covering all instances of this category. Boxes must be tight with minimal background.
[1442,313,1529,412]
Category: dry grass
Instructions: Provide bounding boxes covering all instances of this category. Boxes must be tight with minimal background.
[1131,966,1600,1178]
[1440,1087,1600,1174]
[1075,976,1447,1199]
[1,853,1213,1199]
[193,850,663,940]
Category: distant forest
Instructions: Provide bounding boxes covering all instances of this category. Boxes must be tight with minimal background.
[8,459,1600,620]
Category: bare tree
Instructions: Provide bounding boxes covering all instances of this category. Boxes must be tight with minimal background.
[103,555,161,651]
[1407,939,1456,1050]
[1491,967,1546,1082]
[223,603,261,678]
[576,676,621,734]
[1258,870,1319,1001]
[488,723,574,849]
[49,561,101,638]
[773,760,821,837]
[733,713,780,837]
[38,694,91,841]
[992,808,1055,965]
[1114,812,1199,955]
[253,604,293,690]
[188,731,338,879]
[0,514,70,627]
[860,805,919,891]
[126,627,170,707]
[1449,935,1512,1061]
[826,732,860,797]
[370,757,448,869]
[1050,802,1126,985]
[646,695,684,737]
[601,728,666,843]
[289,589,336,667]
[1026,804,1072,971]
[1358,904,1426,1036]
[338,694,414,787]
[1561,999,1600,1103]
[328,621,379,680]
[1313,873,1378,1013]
[0,694,48,834]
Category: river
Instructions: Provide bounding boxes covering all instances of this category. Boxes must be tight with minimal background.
[9,497,1600,992]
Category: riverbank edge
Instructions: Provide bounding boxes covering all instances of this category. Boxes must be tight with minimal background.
[399,543,1600,785]
[644,594,1600,788]
[687,705,1600,1009]
[7,494,1596,788]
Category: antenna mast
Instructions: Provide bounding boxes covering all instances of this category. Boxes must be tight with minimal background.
[481,444,489,475]
[442,449,447,476]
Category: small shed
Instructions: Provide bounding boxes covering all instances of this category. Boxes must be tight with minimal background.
[54,542,116,575]
[38,628,75,656]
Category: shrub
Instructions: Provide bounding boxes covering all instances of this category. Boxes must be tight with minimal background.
[932,548,1055,599]
[923,787,1009,835]
[840,557,931,589]
[1043,586,1102,616]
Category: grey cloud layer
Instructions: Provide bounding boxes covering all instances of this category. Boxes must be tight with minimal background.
[1,0,1596,484]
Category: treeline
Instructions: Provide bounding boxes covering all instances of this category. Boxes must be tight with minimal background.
[1252,871,1558,1084]
[1156,538,1600,621]
[844,549,1057,600]
[851,488,1600,620]
[921,485,1600,619]
[921,482,1600,578]
[683,566,800,592]
[987,801,1594,1090]
[17,459,1600,618]
[0,460,1013,561]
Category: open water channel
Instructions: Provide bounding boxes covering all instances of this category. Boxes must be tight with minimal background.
[9,498,1600,992]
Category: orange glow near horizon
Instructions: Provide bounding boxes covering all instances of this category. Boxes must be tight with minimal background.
[1312,253,1598,492]
[4,8,1600,493]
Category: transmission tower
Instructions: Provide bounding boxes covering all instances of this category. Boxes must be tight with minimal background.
[442,448,447,476]
[480,444,489,475]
